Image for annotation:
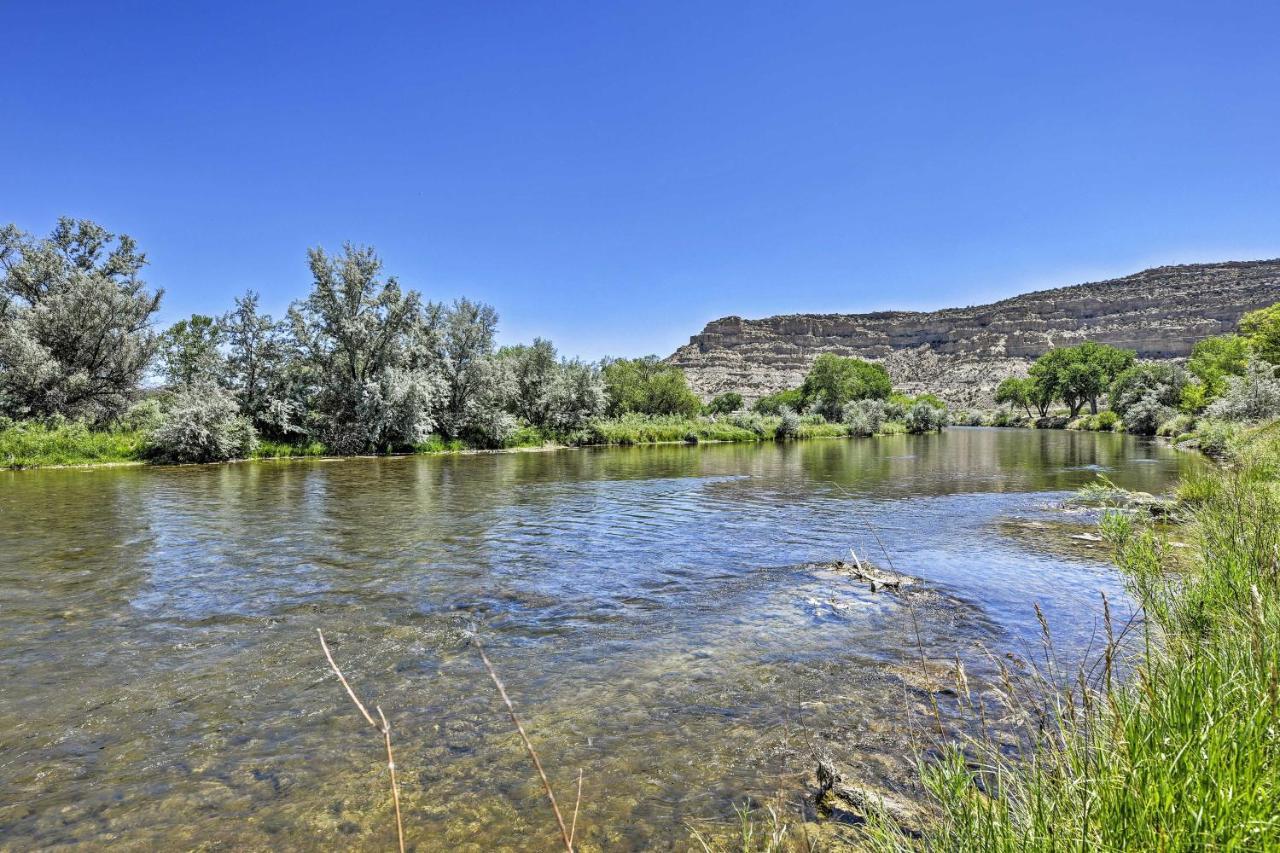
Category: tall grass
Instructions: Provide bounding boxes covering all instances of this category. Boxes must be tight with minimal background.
[0,419,145,468]
[860,423,1280,850]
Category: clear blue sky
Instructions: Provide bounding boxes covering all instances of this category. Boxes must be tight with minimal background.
[4,1,1279,360]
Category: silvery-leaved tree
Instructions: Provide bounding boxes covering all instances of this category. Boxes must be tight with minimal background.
[286,244,443,454]
[159,314,226,389]
[434,298,512,444]
[0,218,163,424]
[221,290,302,436]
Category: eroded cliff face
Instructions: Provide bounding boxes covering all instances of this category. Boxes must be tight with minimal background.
[667,260,1280,408]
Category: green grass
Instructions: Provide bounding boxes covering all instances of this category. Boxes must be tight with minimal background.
[855,421,1280,850]
[250,439,329,459]
[0,420,146,468]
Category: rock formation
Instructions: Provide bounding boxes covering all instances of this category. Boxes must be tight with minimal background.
[667,260,1280,408]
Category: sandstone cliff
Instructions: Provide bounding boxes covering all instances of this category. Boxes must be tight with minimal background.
[668,260,1280,408]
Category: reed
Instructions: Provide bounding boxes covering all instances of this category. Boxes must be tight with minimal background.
[317,629,406,853]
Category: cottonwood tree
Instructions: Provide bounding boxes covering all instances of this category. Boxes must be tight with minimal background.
[287,244,443,453]
[1029,341,1135,417]
[0,218,162,423]
[800,354,892,421]
[222,291,299,433]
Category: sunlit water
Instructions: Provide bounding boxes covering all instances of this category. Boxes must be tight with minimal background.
[0,429,1199,850]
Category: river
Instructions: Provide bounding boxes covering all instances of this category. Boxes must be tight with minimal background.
[0,428,1199,850]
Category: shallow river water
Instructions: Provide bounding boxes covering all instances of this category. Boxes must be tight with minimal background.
[0,428,1199,850]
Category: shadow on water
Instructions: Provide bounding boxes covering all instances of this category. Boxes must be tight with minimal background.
[0,429,1200,849]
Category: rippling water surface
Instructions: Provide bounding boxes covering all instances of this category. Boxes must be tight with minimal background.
[0,429,1198,850]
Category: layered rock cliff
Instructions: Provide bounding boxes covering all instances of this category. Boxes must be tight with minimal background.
[668,260,1280,408]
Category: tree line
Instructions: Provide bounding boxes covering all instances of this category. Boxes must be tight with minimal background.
[1,218,727,462]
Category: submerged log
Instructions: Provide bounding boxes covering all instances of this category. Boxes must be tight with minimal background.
[815,755,928,837]
[833,549,917,593]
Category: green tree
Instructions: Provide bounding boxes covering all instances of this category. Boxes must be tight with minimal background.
[752,387,805,415]
[1109,362,1187,418]
[1238,303,1280,365]
[600,356,701,417]
[1029,341,1136,417]
[799,353,892,421]
[705,391,743,415]
[1183,333,1251,411]
[994,376,1033,417]
[0,218,162,423]
[159,314,225,388]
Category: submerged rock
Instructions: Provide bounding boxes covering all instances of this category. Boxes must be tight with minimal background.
[815,756,929,837]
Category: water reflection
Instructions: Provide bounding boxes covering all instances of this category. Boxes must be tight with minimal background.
[0,429,1199,849]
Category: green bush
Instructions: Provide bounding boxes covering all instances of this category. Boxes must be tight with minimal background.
[145,387,257,463]
[775,407,800,441]
[904,402,946,433]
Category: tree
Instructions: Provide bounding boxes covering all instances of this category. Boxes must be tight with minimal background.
[705,391,744,415]
[752,387,805,415]
[1183,334,1252,412]
[1239,302,1280,365]
[222,291,289,428]
[799,354,892,420]
[499,338,559,427]
[287,244,442,453]
[1029,341,1136,417]
[159,314,225,388]
[1109,362,1187,419]
[601,356,701,417]
[434,298,508,442]
[0,218,162,423]
[994,377,1033,417]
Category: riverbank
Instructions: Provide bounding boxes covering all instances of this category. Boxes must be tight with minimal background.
[843,419,1280,849]
[1,413,912,470]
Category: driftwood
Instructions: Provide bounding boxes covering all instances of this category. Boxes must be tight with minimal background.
[834,549,917,593]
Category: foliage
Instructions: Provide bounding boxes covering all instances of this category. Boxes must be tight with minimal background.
[159,314,226,388]
[1109,361,1187,417]
[704,391,744,415]
[862,426,1280,852]
[1238,301,1280,364]
[994,376,1035,416]
[0,218,162,424]
[1205,358,1280,422]
[904,401,946,433]
[145,385,257,463]
[498,340,606,432]
[1183,334,1251,410]
[752,387,805,415]
[1029,341,1136,417]
[581,413,762,446]
[774,407,800,440]
[842,398,886,434]
[0,418,145,468]
[1122,393,1174,435]
[600,356,701,417]
[287,244,443,453]
[222,290,291,430]
[800,353,892,420]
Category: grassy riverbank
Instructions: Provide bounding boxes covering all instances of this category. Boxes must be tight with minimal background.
[854,421,1280,850]
[1,414,907,469]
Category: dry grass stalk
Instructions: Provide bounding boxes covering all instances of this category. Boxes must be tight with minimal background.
[473,637,577,852]
[317,629,406,853]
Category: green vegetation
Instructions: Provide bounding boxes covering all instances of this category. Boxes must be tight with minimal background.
[601,356,702,418]
[858,422,1280,851]
[1239,302,1280,365]
[704,391,744,415]
[0,419,146,468]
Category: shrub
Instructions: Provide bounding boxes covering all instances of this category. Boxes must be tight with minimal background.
[146,387,257,463]
[121,397,166,432]
[775,407,800,441]
[842,398,886,432]
[1195,420,1244,458]
[1094,410,1120,431]
[1157,413,1196,438]
[1205,359,1280,423]
[1122,393,1175,436]
[904,402,946,433]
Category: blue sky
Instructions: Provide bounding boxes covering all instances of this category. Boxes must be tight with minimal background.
[3,1,1279,360]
